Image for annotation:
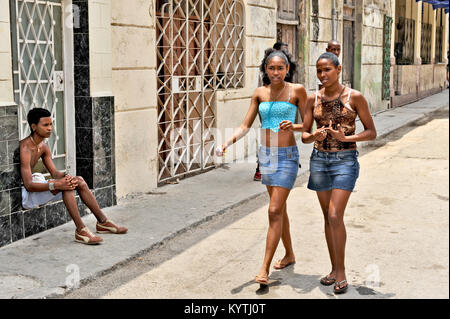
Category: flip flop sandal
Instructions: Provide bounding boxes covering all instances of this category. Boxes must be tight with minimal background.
[333,279,348,294]
[273,259,296,270]
[320,275,336,286]
[254,275,269,286]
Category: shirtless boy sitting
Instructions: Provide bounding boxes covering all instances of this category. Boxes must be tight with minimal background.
[20,108,127,245]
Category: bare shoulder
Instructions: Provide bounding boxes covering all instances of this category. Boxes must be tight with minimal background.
[254,85,266,96]
[41,141,51,154]
[253,85,268,102]
[348,89,367,104]
[348,88,363,98]
[306,92,316,104]
[292,83,306,93]
[19,138,31,152]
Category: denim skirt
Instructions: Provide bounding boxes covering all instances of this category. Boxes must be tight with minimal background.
[258,145,299,190]
[307,148,360,192]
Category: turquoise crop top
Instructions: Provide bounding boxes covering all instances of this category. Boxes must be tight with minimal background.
[259,101,297,132]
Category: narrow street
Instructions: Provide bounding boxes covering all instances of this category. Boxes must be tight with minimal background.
[63,108,449,299]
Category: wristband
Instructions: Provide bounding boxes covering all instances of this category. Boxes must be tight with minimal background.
[49,182,55,191]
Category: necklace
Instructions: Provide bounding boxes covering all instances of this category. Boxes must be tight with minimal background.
[270,82,287,102]
[30,135,41,152]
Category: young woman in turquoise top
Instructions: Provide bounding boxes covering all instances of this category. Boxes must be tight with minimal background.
[217,48,307,285]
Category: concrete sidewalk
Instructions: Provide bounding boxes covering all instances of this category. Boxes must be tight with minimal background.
[0,90,448,299]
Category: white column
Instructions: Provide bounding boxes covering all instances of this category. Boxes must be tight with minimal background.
[430,6,436,64]
[0,0,14,105]
[413,0,422,65]
[443,12,449,64]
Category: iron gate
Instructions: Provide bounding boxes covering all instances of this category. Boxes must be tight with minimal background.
[156,0,244,183]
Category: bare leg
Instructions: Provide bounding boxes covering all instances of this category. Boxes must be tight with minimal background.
[327,189,352,285]
[73,176,107,224]
[316,190,335,278]
[277,203,296,265]
[62,190,86,231]
[257,186,291,279]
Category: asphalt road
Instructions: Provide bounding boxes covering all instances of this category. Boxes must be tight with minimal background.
[62,108,449,299]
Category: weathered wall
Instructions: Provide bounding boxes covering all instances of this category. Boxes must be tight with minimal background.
[361,0,391,112]
[306,0,343,93]
[111,0,158,198]
[89,0,113,96]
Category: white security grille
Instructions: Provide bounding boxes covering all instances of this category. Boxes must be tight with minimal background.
[156,0,245,183]
[11,0,67,170]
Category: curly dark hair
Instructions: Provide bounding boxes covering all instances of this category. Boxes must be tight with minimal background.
[27,108,51,133]
[259,47,297,85]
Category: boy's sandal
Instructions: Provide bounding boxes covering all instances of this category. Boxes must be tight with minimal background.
[333,279,348,294]
[320,275,336,286]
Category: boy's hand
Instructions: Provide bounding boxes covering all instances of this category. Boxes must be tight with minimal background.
[55,177,77,190]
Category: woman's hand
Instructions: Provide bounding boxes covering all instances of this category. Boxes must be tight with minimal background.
[326,120,346,141]
[313,126,328,141]
[216,144,227,157]
[279,120,294,131]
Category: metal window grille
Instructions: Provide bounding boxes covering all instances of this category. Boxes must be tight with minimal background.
[156,0,245,184]
[435,26,443,63]
[421,23,432,64]
[394,17,415,65]
[435,9,444,63]
[10,0,67,171]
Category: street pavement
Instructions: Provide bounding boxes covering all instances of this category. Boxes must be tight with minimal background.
[0,90,448,299]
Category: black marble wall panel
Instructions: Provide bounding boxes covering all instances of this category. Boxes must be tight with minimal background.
[0,105,21,247]
[23,207,46,238]
[94,156,113,189]
[0,190,10,216]
[75,96,115,199]
[10,211,24,242]
[0,215,10,247]
[10,188,22,213]
[76,127,94,159]
[45,201,69,229]
[76,158,94,188]
[75,97,93,128]
[94,186,113,209]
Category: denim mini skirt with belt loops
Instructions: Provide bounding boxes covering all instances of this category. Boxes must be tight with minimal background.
[258,145,299,190]
[307,148,360,192]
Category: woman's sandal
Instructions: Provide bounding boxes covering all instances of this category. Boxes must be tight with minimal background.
[273,259,296,270]
[320,275,336,286]
[333,279,348,294]
[254,274,269,286]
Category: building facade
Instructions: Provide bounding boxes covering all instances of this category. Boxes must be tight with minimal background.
[0,0,448,247]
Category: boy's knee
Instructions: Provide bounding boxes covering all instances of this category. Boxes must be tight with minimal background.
[76,176,88,189]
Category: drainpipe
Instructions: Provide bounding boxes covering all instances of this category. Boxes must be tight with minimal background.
[332,0,336,40]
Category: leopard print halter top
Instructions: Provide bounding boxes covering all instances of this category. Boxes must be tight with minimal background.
[313,87,357,152]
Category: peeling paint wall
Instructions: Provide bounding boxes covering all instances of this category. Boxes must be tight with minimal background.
[361,0,392,112]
